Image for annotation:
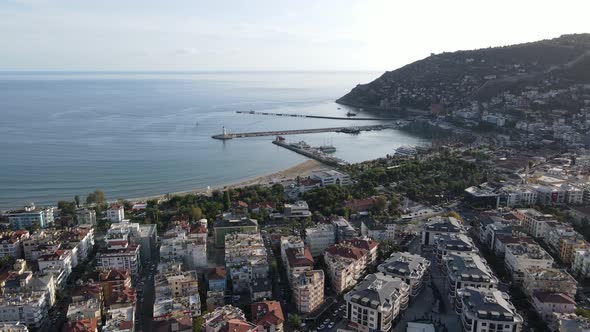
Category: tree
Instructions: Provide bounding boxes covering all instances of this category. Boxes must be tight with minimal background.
[57,200,77,216]
[444,211,464,223]
[223,190,231,211]
[190,206,203,221]
[74,195,80,208]
[288,314,301,328]
[86,190,106,204]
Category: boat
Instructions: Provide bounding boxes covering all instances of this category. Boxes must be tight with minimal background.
[346,112,357,117]
[394,146,417,158]
[338,127,361,134]
[319,145,336,153]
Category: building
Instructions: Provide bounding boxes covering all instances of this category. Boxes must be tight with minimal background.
[0,322,29,332]
[4,203,54,229]
[305,223,336,257]
[421,216,464,246]
[106,221,157,262]
[559,235,589,264]
[153,270,201,320]
[478,215,515,252]
[213,217,258,248]
[443,254,498,303]
[280,236,305,269]
[332,217,357,242]
[434,234,478,264]
[206,267,227,293]
[553,313,590,332]
[100,269,132,305]
[0,291,49,330]
[103,304,135,332]
[504,242,554,282]
[0,231,29,259]
[224,233,269,293]
[37,249,73,288]
[572,249,590,278]
[96,241,141,277]
[202,305,257,332]
[292,270,324,314]
[377,252,430,297]
[251,301,284,332]
[455,287,523,332]
[513,209,557,238]
[106,204,125,222]
[532,292,576,325]
[493,234,536,256]
[76,208,96,226]
[523,268,577,297]
[283,201,311,219]
[344,273,410,332]
[310,169,351,187]
[159,225,207,269]
[498,185,538,207]
[464,185,499,209]
[285,247,314,282]
[324,239,379,293]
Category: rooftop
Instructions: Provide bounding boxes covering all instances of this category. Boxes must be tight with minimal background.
[505,242,553,261]
[458,287,523,323]
[345,273,408,310]
[533,291,576,305]
[378,252,430,278]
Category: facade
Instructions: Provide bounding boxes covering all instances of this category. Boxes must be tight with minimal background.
[310,169,352,186]
[559,235,589,264]
[100,269,132,305]
[464,185,500,209]
[0,291,49,330]
[324,239,378,293]
[332,217,358,242]
[37,249,73,288]
[206,267,227,292]
[280,236,305,269]
[523,268,577,297]
[105,221,157,262]
[531,292,576,325]
[455,287,523,332]
[0,231,29,259]
[283,201,311,219]
[106,204,125,222]
[224,233,269,293]
[213,217,258,248]
[305,223,336,257]
[493,234,536,256]
[251,301,284,332]
[76,208,96,226]
[153,270,201,320]
[421,216,465,246]
[292,270,324,314]
[5,203,54,229]
[513,209,557,238]
[504,242,554,282]
[443,254,498,303]
[572,249,590,278]
[377,252,430,297]
[96,241,141,277]
[344,273,409,332]
[553,313,590,332]
[285,247,314,283]
[0,322,29,332]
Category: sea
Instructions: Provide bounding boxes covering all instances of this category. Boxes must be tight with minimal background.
[0,71,430,210]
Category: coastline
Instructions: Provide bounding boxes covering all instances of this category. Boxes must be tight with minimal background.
[126,159,325,203]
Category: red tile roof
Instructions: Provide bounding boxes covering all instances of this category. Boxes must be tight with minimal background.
[251,300,284,327]
[344,238,378,251]
[325,245,366,260]
[208,267,226,280]
[221,319,257,332]
[286,247,314,268]
[63,318,98,332]
[534,291,576,305]
[100,269,131,282]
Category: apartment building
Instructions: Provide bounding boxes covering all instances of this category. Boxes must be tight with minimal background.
[224,233,269,293]
[421,216,465,246]
[96,241,141,277]
[377,252,430,297]
[572,249,590,278]
[505,242,554,282]
[285,247,314,283]
[0,230,29,259]
[532,292,576,325]
[443,254,499,303]
[344,273,409,332]
[305,223,336,257]
[106,204,125,222]
[324,239,378,293]
[0,291,49,330]
[455,287,523,332]
[310,169,351,186]
[76,208,96,226]
[280,236,305,268]
[4,203,54,230]
[292,270,325,314]
[213,217,258,248]
[523,267,577,298]
[513,209,557,238]
[251,301,284,332]
[202,305,257,332]
[434,233,478,264]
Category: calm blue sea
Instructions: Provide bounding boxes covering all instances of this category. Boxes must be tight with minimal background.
[0,72,429,210]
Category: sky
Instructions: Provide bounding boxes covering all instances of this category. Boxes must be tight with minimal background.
[1,0,589,71]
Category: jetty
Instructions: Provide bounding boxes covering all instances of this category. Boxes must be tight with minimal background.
[272,139,348,167]
[211,125,389,140]
[236,110,398,121]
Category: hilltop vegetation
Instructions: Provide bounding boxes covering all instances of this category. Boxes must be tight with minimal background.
[337,34,590,111]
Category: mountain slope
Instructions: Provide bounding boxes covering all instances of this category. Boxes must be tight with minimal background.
[337,34,590,111]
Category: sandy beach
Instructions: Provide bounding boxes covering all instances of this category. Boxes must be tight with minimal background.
[127,159,326,202]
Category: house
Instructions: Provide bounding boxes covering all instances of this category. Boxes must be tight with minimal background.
[106,204,125,223]
[251,301,284,332]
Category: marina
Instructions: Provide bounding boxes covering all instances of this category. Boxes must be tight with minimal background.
[211,124,391,140]
[272,138,348,167]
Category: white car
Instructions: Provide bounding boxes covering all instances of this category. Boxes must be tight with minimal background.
[319,325,325,329]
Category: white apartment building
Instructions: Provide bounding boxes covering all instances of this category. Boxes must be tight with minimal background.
[292,270,325,314]
[159,227,207,269]
[434,233,478,264]
[283,201,312,219]
[505,242,554,282]
[37,249,73,288]
[421,216,465,246]
[96,241,141,277]
[572,249,590,278]
[224,233,269,293]
[443,254,498,303]
[0,291,49,330]
[513,209,557,238]
[498,185,538,207]
[344,273,409,332]
[203,305,258,332]
[523,268,577,298]
[76,208,96,226]
[324,239,378,294]
[0,231,29,259]
[455,287,523,332]
[106,204,125,222]
[532,292,576,326]
[280,236,305,268]
[5,203,54,230]
[305,223,336,257]
[153,270,201,320]
[310,169,352,187]
[377,252,430,297]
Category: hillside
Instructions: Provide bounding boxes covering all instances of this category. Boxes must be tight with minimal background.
[337,34,590,111]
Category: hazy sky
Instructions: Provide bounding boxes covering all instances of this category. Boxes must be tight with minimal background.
[1,0,589,71]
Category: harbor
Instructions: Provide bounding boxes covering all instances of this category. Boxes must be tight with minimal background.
[211,124,392,140]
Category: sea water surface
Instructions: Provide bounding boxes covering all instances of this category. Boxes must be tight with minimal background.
[0,72,429,209]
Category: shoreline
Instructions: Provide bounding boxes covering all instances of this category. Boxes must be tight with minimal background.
[125,159,326,203]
